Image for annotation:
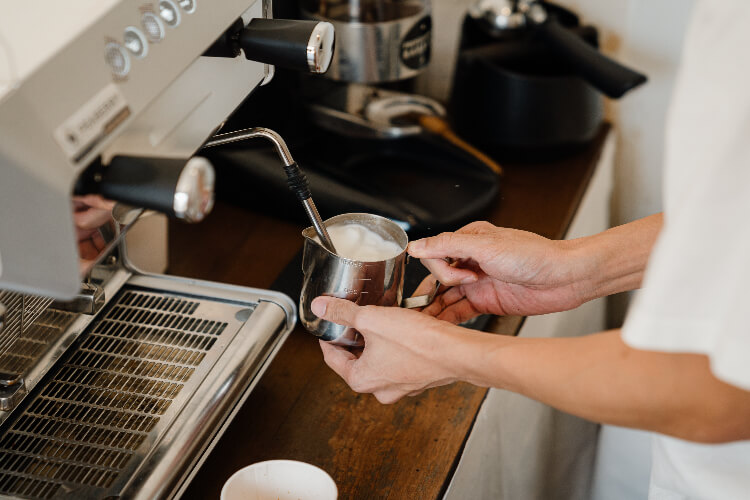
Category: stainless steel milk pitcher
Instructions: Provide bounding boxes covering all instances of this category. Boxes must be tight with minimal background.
[300,213,408,346]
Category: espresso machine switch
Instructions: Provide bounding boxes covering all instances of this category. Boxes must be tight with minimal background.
[240,18,335,74]
[76,156,215,222]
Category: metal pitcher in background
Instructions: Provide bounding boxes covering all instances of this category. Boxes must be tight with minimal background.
[300,213,408,346]
[301,0,432,83]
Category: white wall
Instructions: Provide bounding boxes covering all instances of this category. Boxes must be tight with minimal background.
[559,0,693,224]
[417,0,694,325]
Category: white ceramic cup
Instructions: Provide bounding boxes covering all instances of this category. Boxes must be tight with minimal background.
[221,460,337,500]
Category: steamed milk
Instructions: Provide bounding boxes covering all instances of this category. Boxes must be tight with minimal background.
[318,223,402,261]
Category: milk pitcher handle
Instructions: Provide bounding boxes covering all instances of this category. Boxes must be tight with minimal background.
[401,280,439,309]
[401,255,440,308]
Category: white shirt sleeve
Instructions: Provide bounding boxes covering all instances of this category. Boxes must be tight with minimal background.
[621,0,750,391]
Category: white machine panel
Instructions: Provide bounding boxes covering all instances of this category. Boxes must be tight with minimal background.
[0,0,271,298]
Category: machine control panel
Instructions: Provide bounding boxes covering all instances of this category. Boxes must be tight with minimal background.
[104,1,198,77]
[0,0,271,298]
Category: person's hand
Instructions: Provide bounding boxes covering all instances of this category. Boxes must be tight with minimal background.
[313,296,477,404]
[408,221,592,323]
[73,195,116,273]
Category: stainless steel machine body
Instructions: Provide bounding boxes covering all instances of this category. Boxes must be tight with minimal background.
[0,1,313,498]
[0,0,273,298]
[0,265,295,500]
[0,269,295,499]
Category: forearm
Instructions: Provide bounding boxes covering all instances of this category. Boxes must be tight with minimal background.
[449,327,750,443]
[565,213,663,301]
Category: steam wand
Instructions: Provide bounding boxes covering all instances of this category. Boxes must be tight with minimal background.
[203,128,338,255]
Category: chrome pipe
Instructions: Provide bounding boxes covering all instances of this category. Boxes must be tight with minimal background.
[203,127,337,254]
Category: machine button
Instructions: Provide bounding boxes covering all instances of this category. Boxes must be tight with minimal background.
[142,12,166,42]
[158,0,182,28]
[124,27,148,58]
[104,42,131,77]
[178,0,196,14]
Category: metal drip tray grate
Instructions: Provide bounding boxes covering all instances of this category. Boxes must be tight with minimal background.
[0,292,74,386]
[0,288,251,500]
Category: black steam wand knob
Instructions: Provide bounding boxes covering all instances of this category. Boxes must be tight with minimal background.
[240,19,335,74]
[75,156,215,223]
[203,17,335,74]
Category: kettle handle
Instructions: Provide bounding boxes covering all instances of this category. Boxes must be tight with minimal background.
[536,20,647,98]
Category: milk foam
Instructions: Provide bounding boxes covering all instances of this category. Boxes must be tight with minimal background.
[318,223,402,261]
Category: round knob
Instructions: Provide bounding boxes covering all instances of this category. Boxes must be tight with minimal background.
[178,0,197,13]
[307,21,335,74]
[104,42,130,77]
[173,157,215,222]
[124,27,149,58]
[142,12,166,42]
[158,0,182,28]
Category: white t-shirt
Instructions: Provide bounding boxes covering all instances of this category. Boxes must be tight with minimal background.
[621,1,750,498]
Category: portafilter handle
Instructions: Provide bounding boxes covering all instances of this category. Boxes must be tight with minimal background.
[75,156,215,223]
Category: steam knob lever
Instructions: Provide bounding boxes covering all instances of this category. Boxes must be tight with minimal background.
[240,19,335,74]
[75,156,215,223]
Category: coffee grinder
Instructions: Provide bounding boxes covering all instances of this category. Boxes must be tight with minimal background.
[301,0,431,83]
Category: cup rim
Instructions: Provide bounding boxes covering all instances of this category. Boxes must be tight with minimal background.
[301,212,409,262]
[221,459,338,500]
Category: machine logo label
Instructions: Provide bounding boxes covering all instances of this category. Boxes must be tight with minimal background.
[54,83,131,164]
[401,16,432,70]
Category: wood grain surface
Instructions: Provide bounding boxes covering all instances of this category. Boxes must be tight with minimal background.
[172,126,609,499]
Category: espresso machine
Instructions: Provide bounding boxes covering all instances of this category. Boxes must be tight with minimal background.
[0,2,334,498]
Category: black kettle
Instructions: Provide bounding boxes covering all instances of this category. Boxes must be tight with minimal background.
[451,0,647,159]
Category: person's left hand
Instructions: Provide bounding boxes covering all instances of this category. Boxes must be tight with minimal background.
[313,295,476,404]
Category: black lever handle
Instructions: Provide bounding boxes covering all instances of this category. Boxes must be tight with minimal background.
[240,18,335,74]
[537,20,647,98]
[75,156,215,222]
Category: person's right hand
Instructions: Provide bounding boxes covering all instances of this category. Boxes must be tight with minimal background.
[407,221,594,323]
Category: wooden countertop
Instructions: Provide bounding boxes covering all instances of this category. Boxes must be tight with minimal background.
[172,126,609,499]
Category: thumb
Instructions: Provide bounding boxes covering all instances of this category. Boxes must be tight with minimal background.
[311,296,361,328]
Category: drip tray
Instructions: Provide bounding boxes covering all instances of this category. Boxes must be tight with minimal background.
[0,275,295,500]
